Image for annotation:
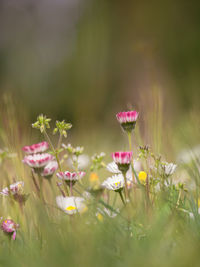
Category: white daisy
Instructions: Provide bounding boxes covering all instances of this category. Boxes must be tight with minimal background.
[163,162,177,176]
[102,174,124,192]
[56,196,87,215]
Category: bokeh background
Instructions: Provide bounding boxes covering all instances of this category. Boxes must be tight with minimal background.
[1,0,200,155]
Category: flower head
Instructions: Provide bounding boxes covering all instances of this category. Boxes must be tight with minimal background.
[0,181,24,196]
[102,174,124,192]
[56,171,85,186]
[112,151,133,173]
[56,196,87,215]
[138,171,147,184]
[23,153,53,169]
[41,161,58,178]
[1,219,19,240]
[162,162,177,176]
[116,111,139,132]
[22,141,49,154]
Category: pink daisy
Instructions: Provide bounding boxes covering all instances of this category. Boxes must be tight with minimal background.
[42,161,58,178]
[23,153,53,169]
[116,111,139,132]
[22,141,49,154]
[56,171,85,186]
[1,219,19,240]
[0,181,24,196]
[112,151,133,173]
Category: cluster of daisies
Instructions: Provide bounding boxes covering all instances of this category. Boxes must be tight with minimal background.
[0,110,178,240]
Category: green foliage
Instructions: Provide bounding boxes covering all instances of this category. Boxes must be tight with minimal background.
[32,114,51,133]
[53,120,72,138]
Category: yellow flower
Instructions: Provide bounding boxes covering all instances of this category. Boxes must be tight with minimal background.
[198,198,200,208]
[97,213,104,222]
[89,173,101,189]
[138,171,147,183]
[89,173,99,183]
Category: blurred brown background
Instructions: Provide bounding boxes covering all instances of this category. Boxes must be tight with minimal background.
[0,0,200,149]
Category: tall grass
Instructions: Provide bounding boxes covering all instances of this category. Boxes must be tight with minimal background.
[0,95,200,267]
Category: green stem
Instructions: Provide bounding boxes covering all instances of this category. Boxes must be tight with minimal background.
[38,174,45,203]
[119,191,126,206]
[57,134,63,150]
[70,181,73,196]
[122,172,129,203]
[127,131,132,152]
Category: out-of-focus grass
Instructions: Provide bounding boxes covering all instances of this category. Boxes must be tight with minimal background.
[0,95,200,267]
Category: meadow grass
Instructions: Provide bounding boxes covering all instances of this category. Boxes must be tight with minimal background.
[0,97,200,267]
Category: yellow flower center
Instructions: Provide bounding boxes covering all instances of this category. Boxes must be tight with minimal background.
[65,206,77,211]
[138,171,147,183]
[97,213,104,222]
[115,182,120,187]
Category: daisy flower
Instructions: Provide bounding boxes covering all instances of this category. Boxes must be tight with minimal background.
[41,161,58,178]
[102,174,124,192]
[112,151,133,173]
[1,219,19,240]
[22,141,49,154]
[56,171,85,186]
[116,111,139,132]
[0,181,24,196]
[56,196,87,215]
[162,162,177,176]
[23,153,53,169]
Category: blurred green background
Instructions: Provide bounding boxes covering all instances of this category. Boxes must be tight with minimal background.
[0,0,200,147]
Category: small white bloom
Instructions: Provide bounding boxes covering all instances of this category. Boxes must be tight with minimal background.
[56,196,87,215]
[67,154,90,170]
[102,174,124,191]
[163,162,177,176]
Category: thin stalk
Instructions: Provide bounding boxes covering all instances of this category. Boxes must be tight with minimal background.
[56,182,66,197]
[127,131,132,152]
[70,181,73,196]
[119,191,126,205]
[43,130,62,172]
[176,190,182,209]
[38,174,45,203]
[57,133,63,150]
[127,131,137,187]
[31,170,40,197]
[122,172,129,203]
